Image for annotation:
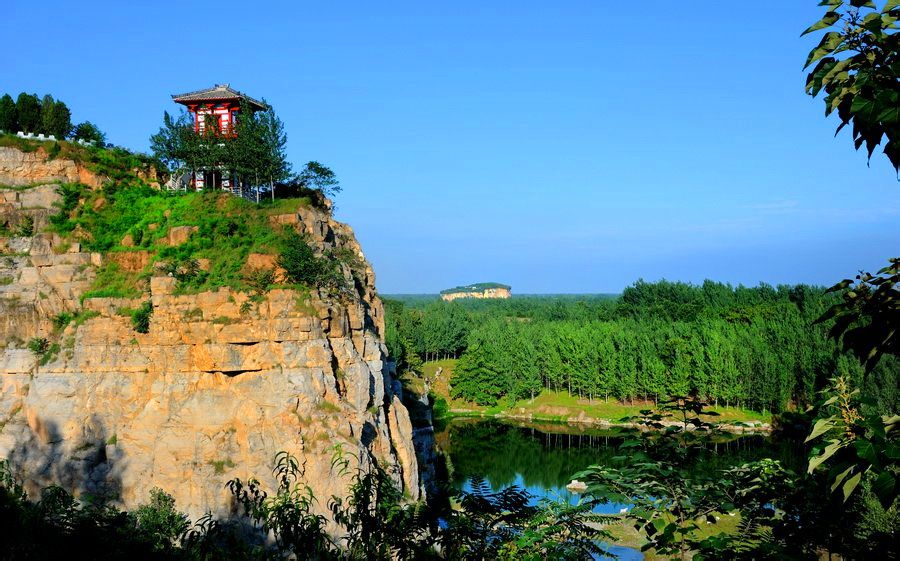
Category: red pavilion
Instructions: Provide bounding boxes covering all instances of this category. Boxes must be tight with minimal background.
[171,83,266,190]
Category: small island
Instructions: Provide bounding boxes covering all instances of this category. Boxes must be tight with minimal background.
[440,282,511,302]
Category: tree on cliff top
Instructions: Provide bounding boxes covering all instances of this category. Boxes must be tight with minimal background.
[0,94,17,132]
[150,101,291,193]
[15,93,41,134]
[71,121,107,146]
[40,94,72,139]
[297,161,341,198]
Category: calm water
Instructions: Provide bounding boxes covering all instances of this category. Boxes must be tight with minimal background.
[436,418,803,560]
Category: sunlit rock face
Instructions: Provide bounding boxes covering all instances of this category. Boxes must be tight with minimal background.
[0,146,105,188]
[0,173,421,521]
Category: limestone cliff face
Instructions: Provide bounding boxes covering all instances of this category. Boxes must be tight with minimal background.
[440,287,511,302]
[0,146,104,188]
[0,177,421,520]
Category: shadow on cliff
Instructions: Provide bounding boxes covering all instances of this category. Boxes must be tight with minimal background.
[6,413,125,504]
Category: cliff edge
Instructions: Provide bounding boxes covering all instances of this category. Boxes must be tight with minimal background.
[0,144,420,520]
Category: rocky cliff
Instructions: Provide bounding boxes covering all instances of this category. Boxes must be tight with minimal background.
[0,145,103,188]
[0,148,421,521]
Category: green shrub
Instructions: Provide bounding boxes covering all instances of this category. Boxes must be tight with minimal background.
[133,488,189,553]
[277,230,344,293]
[53,312,74,330]
[16,216,34,237]
[431,393,450,420]
[46,141,61,160]
[27,337,49,355]
[244,266,275,294]
[131,301,153,333]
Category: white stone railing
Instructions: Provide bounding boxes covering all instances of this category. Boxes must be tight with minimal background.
[5,130,95,146]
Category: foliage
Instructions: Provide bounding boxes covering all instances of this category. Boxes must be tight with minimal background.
[451,339,504,406]
[805,376,899,509]
[803,0,900,171]
[27,337,49,355]
[387,282,899,415]
[818,258,899,372]
[244,267,275,294]
[328,456,431,559]
[0,446,610,560]
[49,182,320,296]
[3,92,75,138]
[277,229,345,293]
[441,478,611,561]
[53,312,75,330]
[577,394,732,558]
[40,94,72,139]
[15,93,41,133]
[0,93,17,132]
[149,110,204,173]
[131,301,153,333]
[297,161,341,198]
[133,488,191,553]
[150,101,291,192]
[226,451,335,558]
[71,121,107,146]
[16,215,34,236]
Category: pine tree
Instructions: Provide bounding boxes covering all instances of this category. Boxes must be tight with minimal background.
[47,100,72,138]
[15,93,41,133]
[451,340,503,406]
[40,94,55,135]
[0,94,17,132]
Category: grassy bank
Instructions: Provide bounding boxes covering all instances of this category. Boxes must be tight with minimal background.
[413,359,772,427]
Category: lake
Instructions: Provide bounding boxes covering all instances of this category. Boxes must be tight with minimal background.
[435,418,804,560]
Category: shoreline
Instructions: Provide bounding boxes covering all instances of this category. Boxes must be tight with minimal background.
[442,409,772,433]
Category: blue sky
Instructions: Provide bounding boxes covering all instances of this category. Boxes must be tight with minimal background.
[3,1,898,293]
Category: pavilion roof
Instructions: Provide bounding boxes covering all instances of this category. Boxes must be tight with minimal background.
[171,84,267,110]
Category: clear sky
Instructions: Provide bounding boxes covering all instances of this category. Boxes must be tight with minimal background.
[3,1,898,294]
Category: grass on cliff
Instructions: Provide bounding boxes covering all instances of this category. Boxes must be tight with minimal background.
[0,133,159,183]
[50,181,324,297]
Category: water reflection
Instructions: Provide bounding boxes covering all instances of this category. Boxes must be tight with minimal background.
[438,418,804,560]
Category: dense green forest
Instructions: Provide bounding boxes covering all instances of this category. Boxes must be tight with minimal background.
[384,280,899,413]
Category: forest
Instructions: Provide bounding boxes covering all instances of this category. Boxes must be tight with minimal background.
[384,280,899,414]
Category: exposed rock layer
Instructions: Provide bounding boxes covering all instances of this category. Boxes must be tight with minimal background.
[0,166,420,520]
[0,146,103,188]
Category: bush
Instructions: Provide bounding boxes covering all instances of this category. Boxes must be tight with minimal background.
[27,337,49,355]
[277,230,341,291]
[131,301,153,333]
[16,216,34,237]
[244,267,275,294]
[71,121,106,146]
[133,488,190,553]
[53,312,74,330]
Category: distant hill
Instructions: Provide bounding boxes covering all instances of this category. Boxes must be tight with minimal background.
[439,282,511,302]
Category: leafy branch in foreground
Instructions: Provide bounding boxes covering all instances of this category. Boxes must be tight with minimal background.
[577,394,729,558]
[440,477,612,561]
[806,376,899,509]
[817,258,899,372]
[803,0,900,171]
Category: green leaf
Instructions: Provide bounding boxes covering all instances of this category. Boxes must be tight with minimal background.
[806,418,835,442]
[884,0,900,12]
[871,472,895,505]
[830,464,854,492]
[805,32,845,68]
[809,440,842,473]
[854,440,878,465]
[802,11,841,35]
[842,471,862,502]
